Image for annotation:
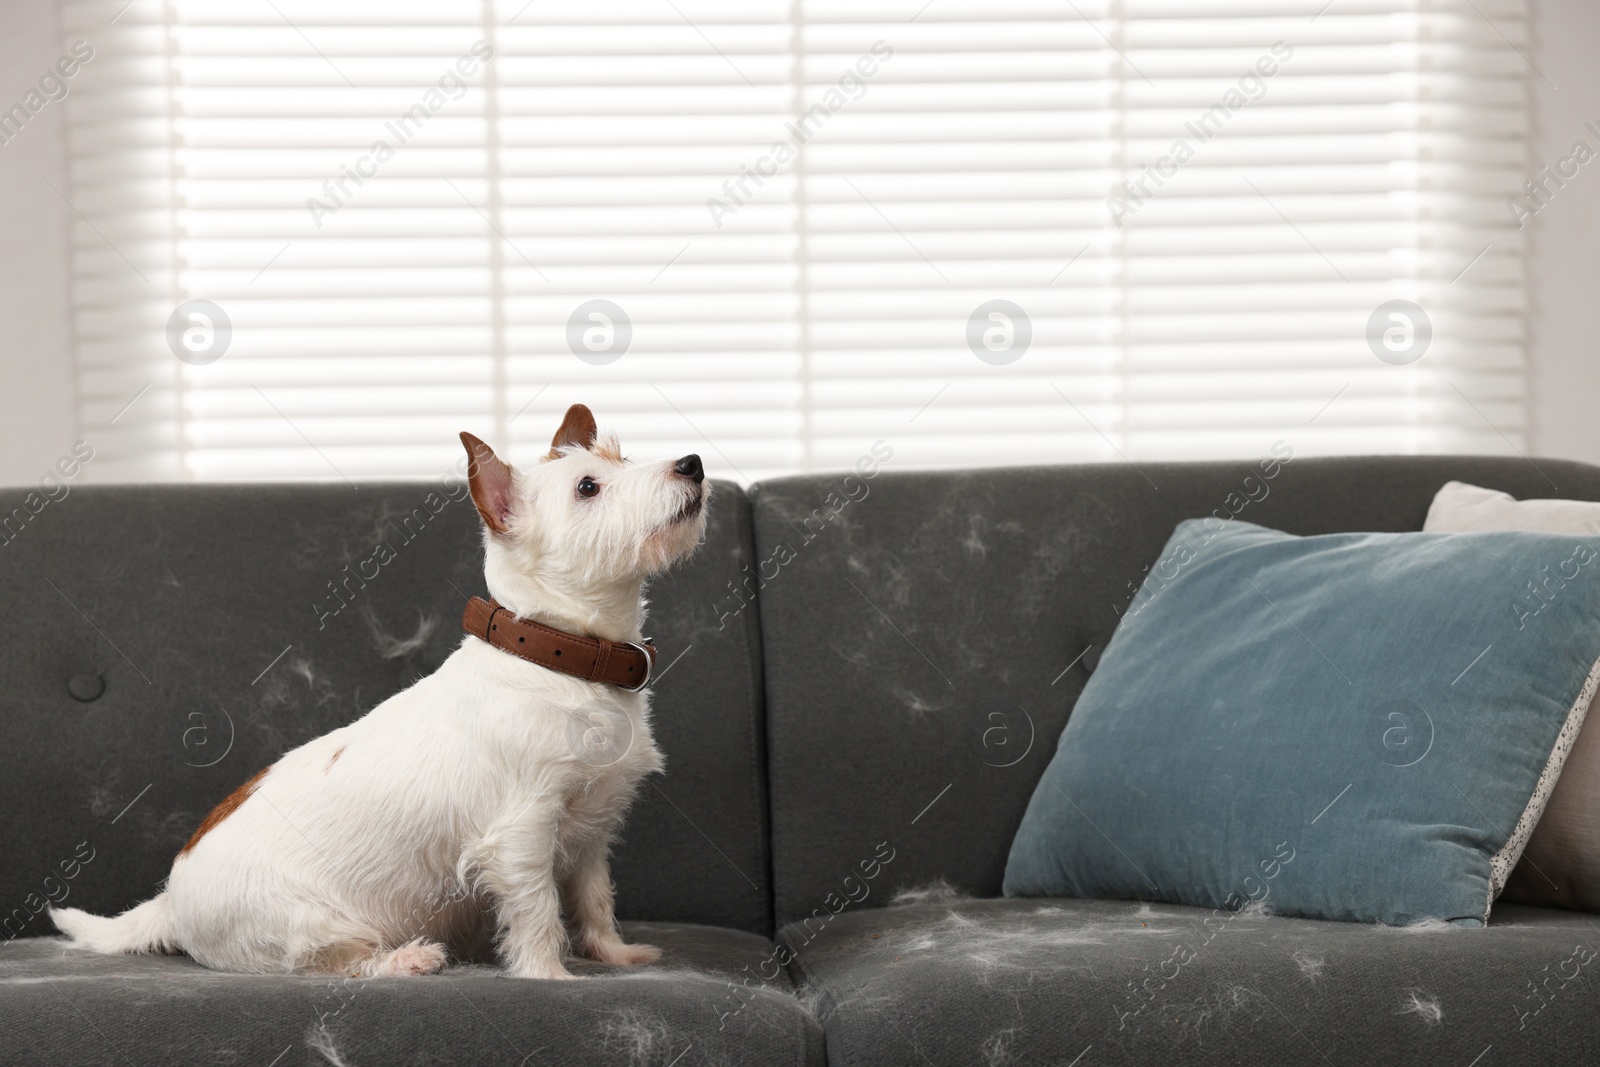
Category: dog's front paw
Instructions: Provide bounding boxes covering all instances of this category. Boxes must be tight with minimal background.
[585,940,662,966]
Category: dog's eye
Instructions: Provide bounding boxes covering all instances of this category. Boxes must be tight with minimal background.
[576,477,600,498]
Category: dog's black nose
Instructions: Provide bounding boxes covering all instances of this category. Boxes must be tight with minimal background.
[674,454,704,484]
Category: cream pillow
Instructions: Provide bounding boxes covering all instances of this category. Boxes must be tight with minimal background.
[1425,480,1600,910]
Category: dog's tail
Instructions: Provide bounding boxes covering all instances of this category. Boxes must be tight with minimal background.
[50,892,180,955]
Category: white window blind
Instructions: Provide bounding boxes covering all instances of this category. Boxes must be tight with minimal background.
[60,0,1528,483]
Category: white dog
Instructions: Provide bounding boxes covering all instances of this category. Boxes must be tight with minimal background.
[52,405,710,979]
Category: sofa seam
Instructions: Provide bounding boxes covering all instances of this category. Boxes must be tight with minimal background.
[736,485,776,938]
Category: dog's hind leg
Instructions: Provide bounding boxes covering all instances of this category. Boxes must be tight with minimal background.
[297,937,448,978]
[365,939,449,977]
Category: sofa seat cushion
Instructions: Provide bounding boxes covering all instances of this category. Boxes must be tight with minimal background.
[0,922,823,1067]
[779,897,1599,1066]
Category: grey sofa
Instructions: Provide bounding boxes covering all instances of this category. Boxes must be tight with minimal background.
[3,455,1599,1066]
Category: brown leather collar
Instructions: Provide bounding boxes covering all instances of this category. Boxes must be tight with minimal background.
[462,596,657,690]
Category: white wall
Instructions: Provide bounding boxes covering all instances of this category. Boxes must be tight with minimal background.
[0,0,1595,485]
[0,0,76,487]
[1526,0,1600,468]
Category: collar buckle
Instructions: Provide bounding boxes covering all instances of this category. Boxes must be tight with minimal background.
[619,641,654,690]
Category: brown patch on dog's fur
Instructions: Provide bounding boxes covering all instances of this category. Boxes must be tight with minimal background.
[546,433,624,466]
[327,746,345,771]
[178,766,270,856]
[545,441,625,463]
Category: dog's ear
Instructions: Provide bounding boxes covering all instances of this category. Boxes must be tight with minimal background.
[459,432,515,534]
[547,403,598,458]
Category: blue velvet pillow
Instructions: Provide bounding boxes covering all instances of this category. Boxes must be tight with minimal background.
[1004,519,1600,925]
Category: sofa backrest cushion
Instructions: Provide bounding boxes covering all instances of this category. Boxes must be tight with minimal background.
[749,453,1600,924]
[0,479,771,939]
